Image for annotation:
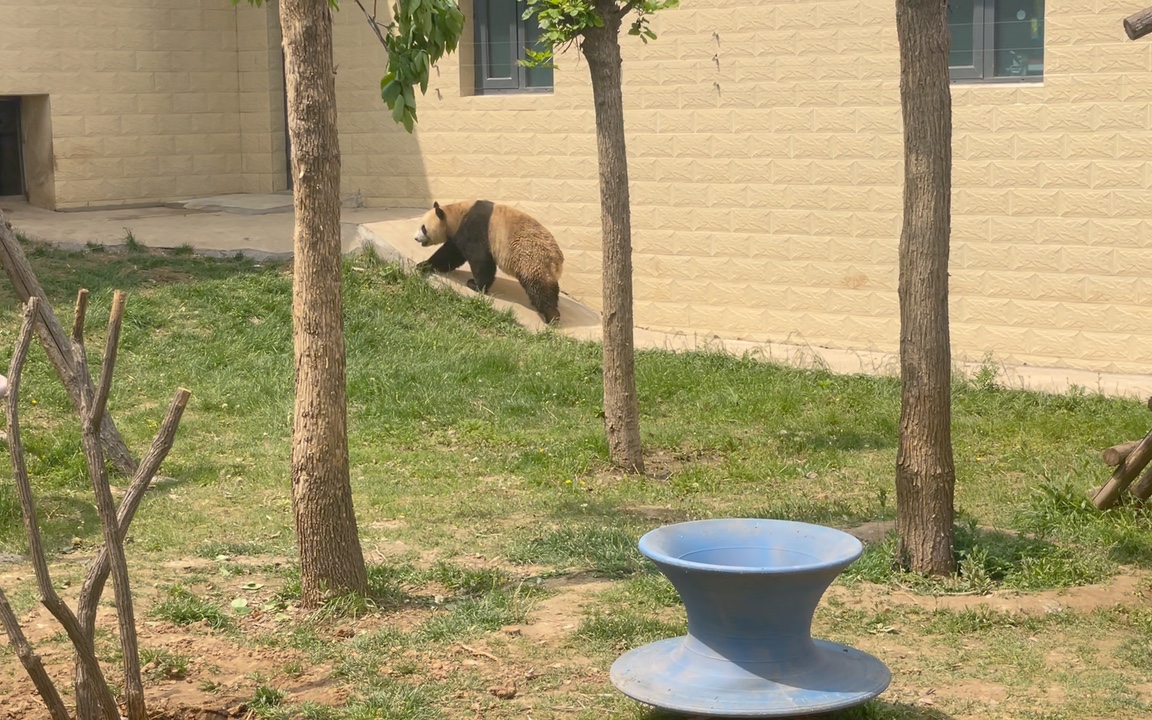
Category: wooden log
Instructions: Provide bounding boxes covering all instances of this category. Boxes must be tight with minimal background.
[1093,428,1152,509]
[0,209,138,477]
[1130,462,1152,501]
[1124,7,1152,40]
[1103,440,1140,466]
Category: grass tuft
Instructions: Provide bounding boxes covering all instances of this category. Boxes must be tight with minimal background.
[418,585,536,642]
[140,647,190,681]
[150,586,231,630]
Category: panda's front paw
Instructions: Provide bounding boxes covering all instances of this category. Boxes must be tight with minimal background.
[415,260,433,274]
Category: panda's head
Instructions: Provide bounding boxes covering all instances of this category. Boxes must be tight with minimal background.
[414,202,450,247]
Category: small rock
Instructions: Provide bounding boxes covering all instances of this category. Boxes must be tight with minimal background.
[488,682,517,700]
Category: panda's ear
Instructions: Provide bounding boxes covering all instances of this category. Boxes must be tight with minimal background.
[434,202,446,221]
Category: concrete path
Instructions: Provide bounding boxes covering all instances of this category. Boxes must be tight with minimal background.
[3,193,1151,399]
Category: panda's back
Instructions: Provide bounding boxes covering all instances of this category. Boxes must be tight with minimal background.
[488,204,564,280]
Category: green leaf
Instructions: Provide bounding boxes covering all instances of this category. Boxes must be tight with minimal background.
[382,79,402,104]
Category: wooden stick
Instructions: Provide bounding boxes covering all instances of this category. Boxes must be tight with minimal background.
[1130,462,1152,501]
[71,302,146,720]
[75,387,191,717]
[0,587,70,720]
[1102,440,1139,466]
[7,299,120,720]
[78,388,191,611]
[1093,428,1152,509]
[1124,7,1152,40]
[71,289,89,345]
[92,291,126,433]
[0,211,136,476]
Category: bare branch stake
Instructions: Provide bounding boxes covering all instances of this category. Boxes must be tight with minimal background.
[72,304,146,720]
[72,289,89,344]
[0,587,70,720]
[7,298,121,720]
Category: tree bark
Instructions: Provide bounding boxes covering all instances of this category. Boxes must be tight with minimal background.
[894,0,957,576]
[1123,7,1152,40]
[0,210,137,477]
[580,3,645,474]
[1093,430,1152,509]
[1102,440,1140,467]
[279,0,368,606]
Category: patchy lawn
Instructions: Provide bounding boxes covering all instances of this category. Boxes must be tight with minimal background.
[0,237,1150,720]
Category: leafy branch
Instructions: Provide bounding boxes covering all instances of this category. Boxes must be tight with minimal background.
[236,0,460,133]
[521,0,678,67]
[360,0,465,132]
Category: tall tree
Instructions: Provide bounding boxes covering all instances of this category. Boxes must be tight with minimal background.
[523,0,676,473]
[238,0,368,604]
[371,0,672,474]
[894,0,957,575]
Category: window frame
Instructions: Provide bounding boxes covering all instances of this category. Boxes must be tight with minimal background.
[473,0,553,95]
[948,0,1044,84]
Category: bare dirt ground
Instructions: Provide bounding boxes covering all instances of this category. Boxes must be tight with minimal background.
[1,550,1150,720]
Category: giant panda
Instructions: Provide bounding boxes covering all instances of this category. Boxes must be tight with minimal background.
[413,200,565,325]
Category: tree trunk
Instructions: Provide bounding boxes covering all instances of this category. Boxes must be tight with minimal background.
[279,0,368,606]
[894,0,957,576]
[580,5,644,474]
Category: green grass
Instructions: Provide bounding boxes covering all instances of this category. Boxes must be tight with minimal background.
[150,586,231,630]
[3,239,1152,719]
[140,647,191,681]
[505,525,650,577]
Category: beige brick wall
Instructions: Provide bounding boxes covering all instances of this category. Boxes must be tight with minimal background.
[0,0,280,209]
[4,0,1149,376]
[331,0,1152,376]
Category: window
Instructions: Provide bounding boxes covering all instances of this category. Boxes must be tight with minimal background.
[948,0,1044,82]
[473,0,553,94]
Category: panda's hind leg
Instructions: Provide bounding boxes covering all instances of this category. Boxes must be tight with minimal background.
[521,276,561,325]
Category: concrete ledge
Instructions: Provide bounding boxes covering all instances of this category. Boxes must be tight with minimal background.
[165,193,294,215]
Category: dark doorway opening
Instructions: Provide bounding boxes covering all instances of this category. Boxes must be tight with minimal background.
[0,98,24,197]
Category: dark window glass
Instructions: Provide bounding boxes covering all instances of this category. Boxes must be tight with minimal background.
[474,0,554,94]
[947,0,1043,82]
